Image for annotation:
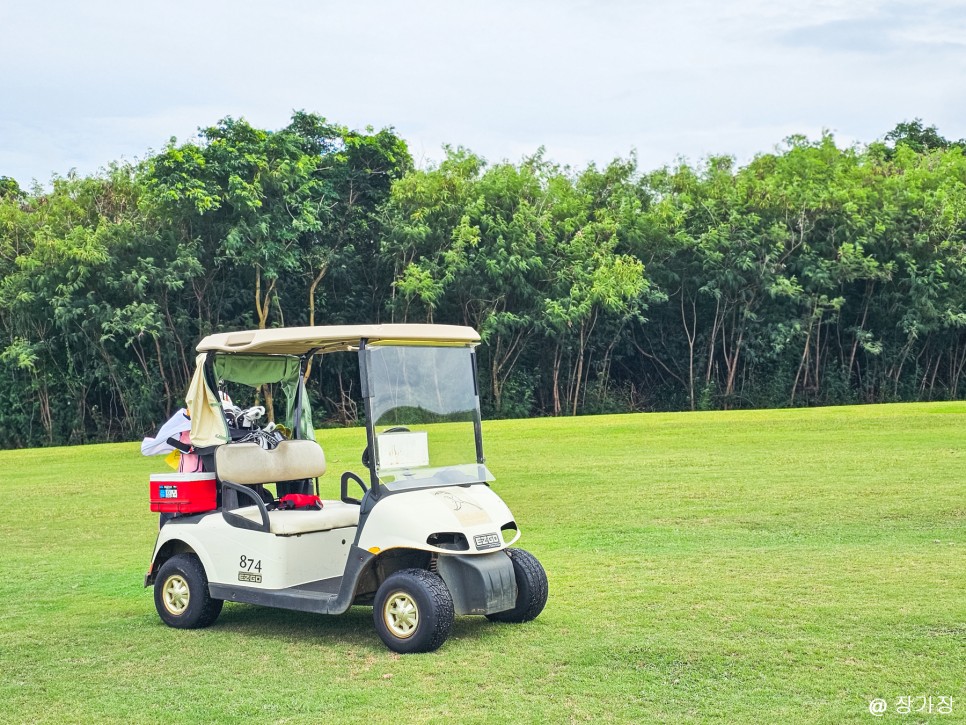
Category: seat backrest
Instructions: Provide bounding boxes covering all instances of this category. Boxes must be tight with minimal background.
[214,439,326,485]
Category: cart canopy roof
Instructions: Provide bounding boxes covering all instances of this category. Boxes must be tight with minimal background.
[197,324,480,355]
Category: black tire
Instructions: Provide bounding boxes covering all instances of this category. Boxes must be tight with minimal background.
[154,553,223,629]
[373,568,454,653]
[486,548,548,623]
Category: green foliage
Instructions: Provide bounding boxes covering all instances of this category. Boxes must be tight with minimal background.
[380,151,655,417]
[0,176,23,200]
[3,117,966,445]
[0,114,409,444]
[884,118,964,154]
[144,112,411,331]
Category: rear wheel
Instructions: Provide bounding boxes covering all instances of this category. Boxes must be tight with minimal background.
[154,553,223,629]
[373,569,454,653]
[486,548,548,623]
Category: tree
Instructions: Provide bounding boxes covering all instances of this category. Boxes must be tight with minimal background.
[145,113,411,419]
[884,119,959,154]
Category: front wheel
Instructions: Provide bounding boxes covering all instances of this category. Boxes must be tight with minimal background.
[154,553,223,629]
[486,548,548,623]
[373,569,454,653]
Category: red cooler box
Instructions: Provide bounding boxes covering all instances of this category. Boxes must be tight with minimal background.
[150,472,217,514]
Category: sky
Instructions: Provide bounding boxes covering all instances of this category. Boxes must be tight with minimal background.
[2,0,965,186]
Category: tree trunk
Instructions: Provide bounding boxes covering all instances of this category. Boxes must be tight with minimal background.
[680,292,697,410]
[847,288,872,381]
[724,326,744,400]
[254,268,276,330]
[551,344,562,416]
[302,262,329,383]
[485,323,530,416]
[950,335,966,398]
[791,317,814,405]
[705,297,723,386]
[254,268,277,422]
[491,337,503,413]
[38,379,52,443]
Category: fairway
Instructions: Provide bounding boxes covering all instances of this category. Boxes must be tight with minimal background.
[0,402,963,723]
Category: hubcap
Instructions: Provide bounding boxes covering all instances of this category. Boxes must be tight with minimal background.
[383,591,419,638]
[162,574,190,616]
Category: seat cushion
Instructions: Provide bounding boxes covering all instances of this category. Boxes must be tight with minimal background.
[231,500,359,535]
[215,439,326,485]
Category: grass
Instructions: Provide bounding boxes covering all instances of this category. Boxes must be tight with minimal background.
[0,402,963,723]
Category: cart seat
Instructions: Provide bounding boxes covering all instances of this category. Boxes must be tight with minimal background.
[215,439,326,484]
[231,501,360,535]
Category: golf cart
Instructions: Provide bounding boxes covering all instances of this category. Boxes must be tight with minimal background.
[144,324,548,653]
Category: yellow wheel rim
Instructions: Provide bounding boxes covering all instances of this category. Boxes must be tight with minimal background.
[162,574,190,616]
[383,591,418,638]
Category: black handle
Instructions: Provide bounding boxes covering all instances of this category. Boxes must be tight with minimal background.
[221,481,271,533]
[340,471,368,505]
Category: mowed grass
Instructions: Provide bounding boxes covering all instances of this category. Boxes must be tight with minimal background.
[0,402,963,724]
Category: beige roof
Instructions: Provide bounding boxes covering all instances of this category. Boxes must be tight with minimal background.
[197,324,481,355]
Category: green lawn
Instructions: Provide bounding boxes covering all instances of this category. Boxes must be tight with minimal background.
[0,403,962,723]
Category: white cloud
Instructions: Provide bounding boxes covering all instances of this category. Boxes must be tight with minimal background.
[1,0,964,185]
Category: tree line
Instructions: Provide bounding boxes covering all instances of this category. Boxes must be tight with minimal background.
[1,115,964,447]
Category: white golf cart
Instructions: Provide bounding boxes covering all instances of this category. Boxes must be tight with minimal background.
[144,324,548,653]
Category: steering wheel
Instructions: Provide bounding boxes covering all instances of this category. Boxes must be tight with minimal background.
[340,471,369,505]
[361,426,411,468]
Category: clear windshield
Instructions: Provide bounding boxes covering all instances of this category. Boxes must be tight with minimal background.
[365,344,485,488]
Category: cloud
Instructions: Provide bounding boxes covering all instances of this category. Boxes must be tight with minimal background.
[1,0,964,185]
[779,1,966,54]
[782,18,902,54]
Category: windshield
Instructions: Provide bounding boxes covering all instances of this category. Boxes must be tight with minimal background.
[364,344,486,489]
